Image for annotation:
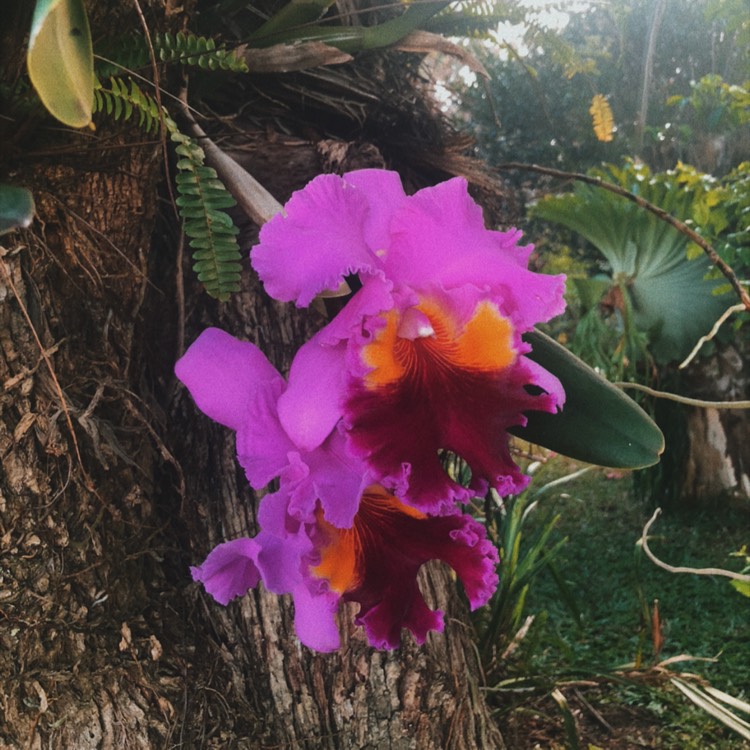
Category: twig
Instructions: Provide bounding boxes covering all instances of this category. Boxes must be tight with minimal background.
[573,687,614,734]
[615,382,750,409]
[495,162,750,311]
[175,230,185,358]
[640,508,750,583]
[679,303,746,369]
[131,0,178,219]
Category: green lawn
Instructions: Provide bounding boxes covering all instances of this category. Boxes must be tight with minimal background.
[486,459,750,749]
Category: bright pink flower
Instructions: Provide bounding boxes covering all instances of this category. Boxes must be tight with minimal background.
[252,170,566,512]
[177,328,498,651]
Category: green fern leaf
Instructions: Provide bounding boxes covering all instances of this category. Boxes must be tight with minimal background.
[92,76,243,300]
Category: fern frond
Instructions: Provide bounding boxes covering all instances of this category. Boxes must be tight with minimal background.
[93,77,242,300]
[156,32,248,72]
[94,76,162,133]
[96,32,248,76]
[171,133,242,301]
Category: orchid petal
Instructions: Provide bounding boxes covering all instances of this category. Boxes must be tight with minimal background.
[384,178,566,329]
[292,584,341,652]
[312,488,498,650]
[235,378,293,488]
[191,537,261,605]
[252,174,378,307]
[277,334,347,452]
[342,169,407,251]
[176,328,282,432]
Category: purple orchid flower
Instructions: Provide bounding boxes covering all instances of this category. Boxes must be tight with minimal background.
[252,170,567,513]
[176,327,498,651]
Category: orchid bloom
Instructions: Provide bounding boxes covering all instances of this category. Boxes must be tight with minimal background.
[176,327,498,651]
[252,170,567,513]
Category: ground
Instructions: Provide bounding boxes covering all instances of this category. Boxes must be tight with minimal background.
[483,456,750,750]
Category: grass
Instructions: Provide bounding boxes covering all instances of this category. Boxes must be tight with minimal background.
[484,456,750,749]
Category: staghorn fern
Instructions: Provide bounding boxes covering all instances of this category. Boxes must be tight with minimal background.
[94,76,242,300]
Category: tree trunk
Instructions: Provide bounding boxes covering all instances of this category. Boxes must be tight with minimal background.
[0,4,505,748]
[646,345,750,508]
[680,345,750,503]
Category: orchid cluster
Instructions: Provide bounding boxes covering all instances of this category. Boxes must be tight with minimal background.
[176,169,566,651]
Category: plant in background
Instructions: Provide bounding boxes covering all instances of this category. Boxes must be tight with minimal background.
[532,160,733,379]
[0,185,35,236]
[666,76,750,174]
[477,462,588,667]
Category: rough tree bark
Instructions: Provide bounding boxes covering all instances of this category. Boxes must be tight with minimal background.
[1,2,506,747]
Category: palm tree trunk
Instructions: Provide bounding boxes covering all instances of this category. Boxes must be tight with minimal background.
[0,4,505,747]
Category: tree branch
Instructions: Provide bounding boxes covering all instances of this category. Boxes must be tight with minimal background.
[616,382,750,409]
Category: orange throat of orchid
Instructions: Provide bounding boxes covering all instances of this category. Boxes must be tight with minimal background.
[361,298,516,390]
[311,486,426,594]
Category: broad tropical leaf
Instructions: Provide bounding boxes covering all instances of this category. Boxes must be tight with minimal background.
[532,163,730,363]
[0,185,35,236]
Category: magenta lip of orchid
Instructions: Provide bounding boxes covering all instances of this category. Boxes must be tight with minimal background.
[177,169,567,652]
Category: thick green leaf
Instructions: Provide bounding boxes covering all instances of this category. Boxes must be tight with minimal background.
[0,185,36,236]
[510,330,664,468]
[249,0,451,52]
[28,0,94,127]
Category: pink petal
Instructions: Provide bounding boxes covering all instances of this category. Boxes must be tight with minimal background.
[384,178,566,330]
[176,328,283,432]
[292,584,341,652]
[191,537,262,605]
[235,378,293,488]
[252,174,378,307]
[277,334,347,452]
[342,169,407,250]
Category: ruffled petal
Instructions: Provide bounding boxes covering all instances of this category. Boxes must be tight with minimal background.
[341,169,407,250]
[345,293,563,509]
[306,429,372,529]
[357,584,443,650]
[383,178,566,330]
[277,334,347,452]
[311,487,498,650]
[191,537,262,605]
[252,174,379,307]
[176,328,283,432]
[316,274,394,347]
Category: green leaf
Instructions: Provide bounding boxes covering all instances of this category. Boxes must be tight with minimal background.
[27,0,94,127]
[511,330,664,468]
[0,185,36,236]
[731,580,750,598]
